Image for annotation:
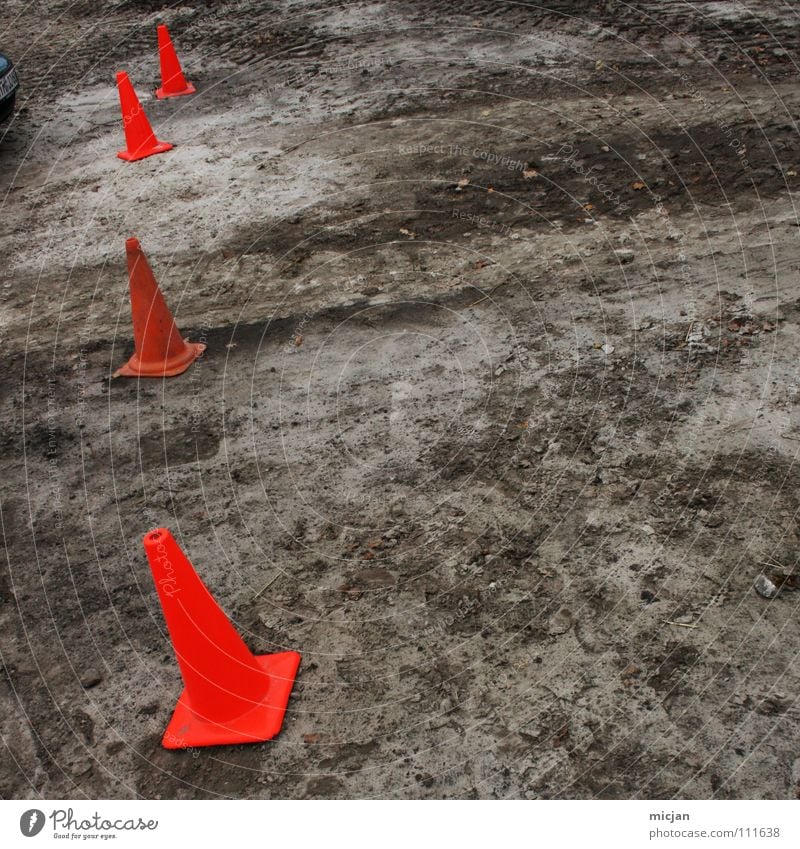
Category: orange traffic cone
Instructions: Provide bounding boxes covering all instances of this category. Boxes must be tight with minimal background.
[143,528,301,749]
[114,238,205,378]
[116,71,173,161]
[155,24,196,99]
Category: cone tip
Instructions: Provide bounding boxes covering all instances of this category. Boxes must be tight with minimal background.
[116,70,128,84]
[144,527,170,550]
[126,236,142,252]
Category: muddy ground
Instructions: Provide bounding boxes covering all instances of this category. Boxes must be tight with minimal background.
[1,0,800,800]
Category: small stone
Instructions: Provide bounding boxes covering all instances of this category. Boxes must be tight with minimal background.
[622,662,641,678]
[548,608,573,635]
[754,574,779,599]
[613,248,635,264]
[80,670,103,689]
[701,510,724,528]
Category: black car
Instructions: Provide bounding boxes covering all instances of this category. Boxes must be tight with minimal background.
[0,52,19,122]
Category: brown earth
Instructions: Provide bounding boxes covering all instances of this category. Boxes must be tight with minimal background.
[1,0,800,799]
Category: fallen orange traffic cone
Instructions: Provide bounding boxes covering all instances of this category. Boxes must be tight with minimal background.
[144,528,301,749]
[155,24,196,99]
[114,238,205,378]
[116,71,173,161]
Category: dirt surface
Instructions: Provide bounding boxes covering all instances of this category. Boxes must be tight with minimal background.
[2,0,800,800]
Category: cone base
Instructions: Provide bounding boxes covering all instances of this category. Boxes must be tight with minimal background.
[114,341,205,378]
[117,140,174,162]
[155,82,196,99]
[161,651,301,749]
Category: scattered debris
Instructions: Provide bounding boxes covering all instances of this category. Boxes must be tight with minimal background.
[686,321,714,353]
[252,571,281,601]
[466,277,512,306]
[551,723,570,748]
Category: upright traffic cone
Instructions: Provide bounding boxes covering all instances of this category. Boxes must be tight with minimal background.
[143,528,301,749]
[114,238,205,378]
[116,71,173,161]
[155,24,196,99]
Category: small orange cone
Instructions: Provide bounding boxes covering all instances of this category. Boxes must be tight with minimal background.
[155,24,196,99]
[143,528,301,749]
[114,238,205,378]
[116,71,173,161]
